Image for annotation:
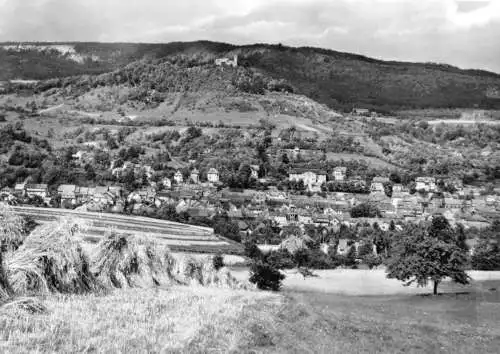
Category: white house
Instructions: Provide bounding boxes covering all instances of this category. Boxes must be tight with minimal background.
[190,168,200,184]
[250,165,260,179]
[161,177,171,189]
[207,168,219,183]
[174,171,183,184]
[333,167,347,181]
[289,169,327,190]
[415,177,437,192]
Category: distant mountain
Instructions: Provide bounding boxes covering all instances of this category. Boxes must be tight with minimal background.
[2,40,500,111]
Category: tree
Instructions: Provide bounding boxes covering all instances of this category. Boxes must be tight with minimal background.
[350,203,381,218]
[471,241,500,271]
[249,260,285,291]
[386,222,470,295]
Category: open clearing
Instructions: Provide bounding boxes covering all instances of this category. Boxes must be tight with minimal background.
[325,152,399,169]
[231,268,500,296]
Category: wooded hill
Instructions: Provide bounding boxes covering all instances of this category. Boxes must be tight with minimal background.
[2,41,500,111]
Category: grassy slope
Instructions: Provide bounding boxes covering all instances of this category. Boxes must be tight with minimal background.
[1,283,499,353]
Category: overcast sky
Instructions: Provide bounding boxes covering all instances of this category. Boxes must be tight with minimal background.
[0,0,499,72]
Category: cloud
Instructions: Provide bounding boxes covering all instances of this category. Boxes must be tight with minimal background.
[0,0,499,72]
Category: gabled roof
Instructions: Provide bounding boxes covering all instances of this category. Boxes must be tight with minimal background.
[58,184,77,194]
[289,168,327,175]
[26,184,48,190]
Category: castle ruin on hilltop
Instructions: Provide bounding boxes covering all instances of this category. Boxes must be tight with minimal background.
[215,55,238,68]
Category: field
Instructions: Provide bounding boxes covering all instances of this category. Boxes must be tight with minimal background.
[325,152,399,170]
[14,206,244,256]
[2,277,499,353]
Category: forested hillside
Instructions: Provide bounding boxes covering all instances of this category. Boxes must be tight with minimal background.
[2,41,500,110]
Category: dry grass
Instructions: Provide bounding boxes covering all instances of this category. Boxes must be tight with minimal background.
[6,218,99,296]
[1,284,500,353]
[0,251,12,301]
[0,287,282,353]
[91,231,179,289]
[0,203,26,251]
[91,232,249,290]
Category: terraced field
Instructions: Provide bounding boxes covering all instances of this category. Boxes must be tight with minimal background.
[13,206,244,255]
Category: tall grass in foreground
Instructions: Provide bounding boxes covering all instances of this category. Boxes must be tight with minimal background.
[7,218,99,295]
[3,214,249,299]
[0,203,26,251]
[1,203,27,301]
[92,231,247,290]
[0,287,281,353]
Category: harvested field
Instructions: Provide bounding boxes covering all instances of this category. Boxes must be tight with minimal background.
[13,206,243,255]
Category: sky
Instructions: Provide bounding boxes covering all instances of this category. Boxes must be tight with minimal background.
[0,0,499,72]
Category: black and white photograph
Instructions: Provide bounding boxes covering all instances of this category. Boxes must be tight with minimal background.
[1,0,500,352]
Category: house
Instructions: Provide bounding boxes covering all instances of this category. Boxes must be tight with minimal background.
[250,165,260,179]
[333,167,347,181]
[75,187,92,203]
[271,212,288,227]
[444,198,463,211]
[415,177,437,192]
[72,150,91,165]
[174,170,184,184]
[57,184,77,204]
[352,108,370,116]
[162,178,172,190]
[298,212,313,225]
[337,239,353,255]
[14,183,26,197]
[190,168,200,184]
[215,55,238,67]
[370,177,389,194]
[108,186,123,199]
[289,169,327,191]
[25,184,49,199]
[207,168,219,184]
[392,184,409,195]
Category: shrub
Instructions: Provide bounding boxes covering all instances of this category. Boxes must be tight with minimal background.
[213,253,224,271]
[249,260,285,291]
[265,249,295,269]
[471,242,500,271]
[350,203,381,218]
[363,254,383,269]
[244,239,263,260]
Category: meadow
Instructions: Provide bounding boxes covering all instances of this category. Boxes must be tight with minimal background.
[2,205,500,353]
[2,278,499,353]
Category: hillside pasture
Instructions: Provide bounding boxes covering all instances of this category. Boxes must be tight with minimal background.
[325,152,399,169]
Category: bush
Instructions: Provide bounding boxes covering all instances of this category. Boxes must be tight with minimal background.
[265,249,295,269]
[363,254,383,269]
[249,260,285,291]
[471,242,500,270]
[293,248,333,269]
[244,239,263,260]
[213,253,224,271]
[350,203,381,218]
